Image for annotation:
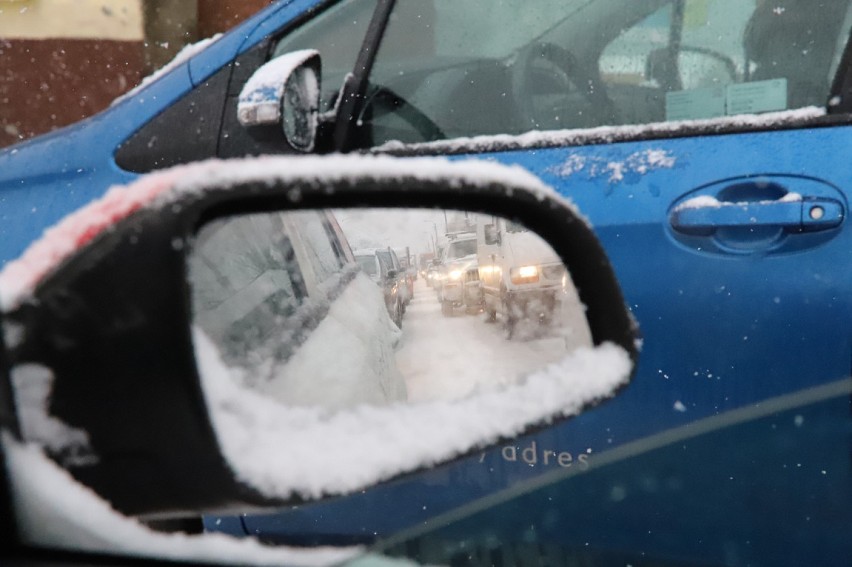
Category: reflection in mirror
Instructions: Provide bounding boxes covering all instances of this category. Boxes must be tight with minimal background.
[189,208,592,411]
[282,65,319,152]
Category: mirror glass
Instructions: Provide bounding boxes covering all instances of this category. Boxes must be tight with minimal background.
[186,208,629,501]
[282,66,319,152]
[189,208,592,409]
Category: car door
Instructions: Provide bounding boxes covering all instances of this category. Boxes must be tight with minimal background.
[227,0,852,560]
[350,0,852,431]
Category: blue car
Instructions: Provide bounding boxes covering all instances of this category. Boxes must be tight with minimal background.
[3,0,852,564]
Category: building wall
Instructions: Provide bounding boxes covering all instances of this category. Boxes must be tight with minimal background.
[142,1,198,73]
[0,0,146,147]
[0,0,274,149]
[198,0,273,39]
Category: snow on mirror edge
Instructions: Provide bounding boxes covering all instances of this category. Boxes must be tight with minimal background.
[196,327,632,500]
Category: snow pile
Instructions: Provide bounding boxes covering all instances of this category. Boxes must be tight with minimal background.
[197,327,631,499]
[1,433,362,566]
[0,155,568,310]
[548,149,677,183]
[394,284,591,404]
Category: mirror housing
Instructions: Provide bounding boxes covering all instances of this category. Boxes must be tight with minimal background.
[237,49,321,153]
[0,156,638,519]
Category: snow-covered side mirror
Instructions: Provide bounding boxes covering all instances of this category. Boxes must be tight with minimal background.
[237,49,321,153]
[0,156,638,527]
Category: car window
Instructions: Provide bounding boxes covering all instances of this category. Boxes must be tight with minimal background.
[375,249,394,272]
[446,239,477,259]
[272,0,379,112]
[358,0,852,146]
[389,249,401,270]
[189,213,307,367]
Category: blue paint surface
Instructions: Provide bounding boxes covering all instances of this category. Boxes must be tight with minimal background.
[236,128,852,559]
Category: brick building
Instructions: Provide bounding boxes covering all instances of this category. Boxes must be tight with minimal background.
[0,0,272,148]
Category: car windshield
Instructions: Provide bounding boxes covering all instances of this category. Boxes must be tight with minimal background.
[446,239,477,259]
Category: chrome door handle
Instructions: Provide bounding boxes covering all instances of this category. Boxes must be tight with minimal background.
[670,198,843,235]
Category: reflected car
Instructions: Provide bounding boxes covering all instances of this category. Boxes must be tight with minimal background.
[477,216,567,339]
[354,247,405,327]
[437,233,482,316]
[376,248,411,307]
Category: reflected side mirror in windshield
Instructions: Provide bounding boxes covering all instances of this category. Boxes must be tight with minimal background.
[484,223,501,245]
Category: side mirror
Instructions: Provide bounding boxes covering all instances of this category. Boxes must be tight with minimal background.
[237,49,321,153]
[0,156,637,533]
[484,224,501,245]
[386,268,398,280]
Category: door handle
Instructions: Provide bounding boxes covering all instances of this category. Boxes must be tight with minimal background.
[670,197,844,235]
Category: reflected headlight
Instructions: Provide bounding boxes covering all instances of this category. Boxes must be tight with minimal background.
[511,265,539,284]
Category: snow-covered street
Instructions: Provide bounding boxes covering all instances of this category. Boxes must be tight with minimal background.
[395,279,586,403]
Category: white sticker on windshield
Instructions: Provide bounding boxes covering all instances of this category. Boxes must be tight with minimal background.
[726,78,788,115]
[665,86,726,121]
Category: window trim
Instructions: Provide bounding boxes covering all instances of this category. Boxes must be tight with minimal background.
[371,111,847,157]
